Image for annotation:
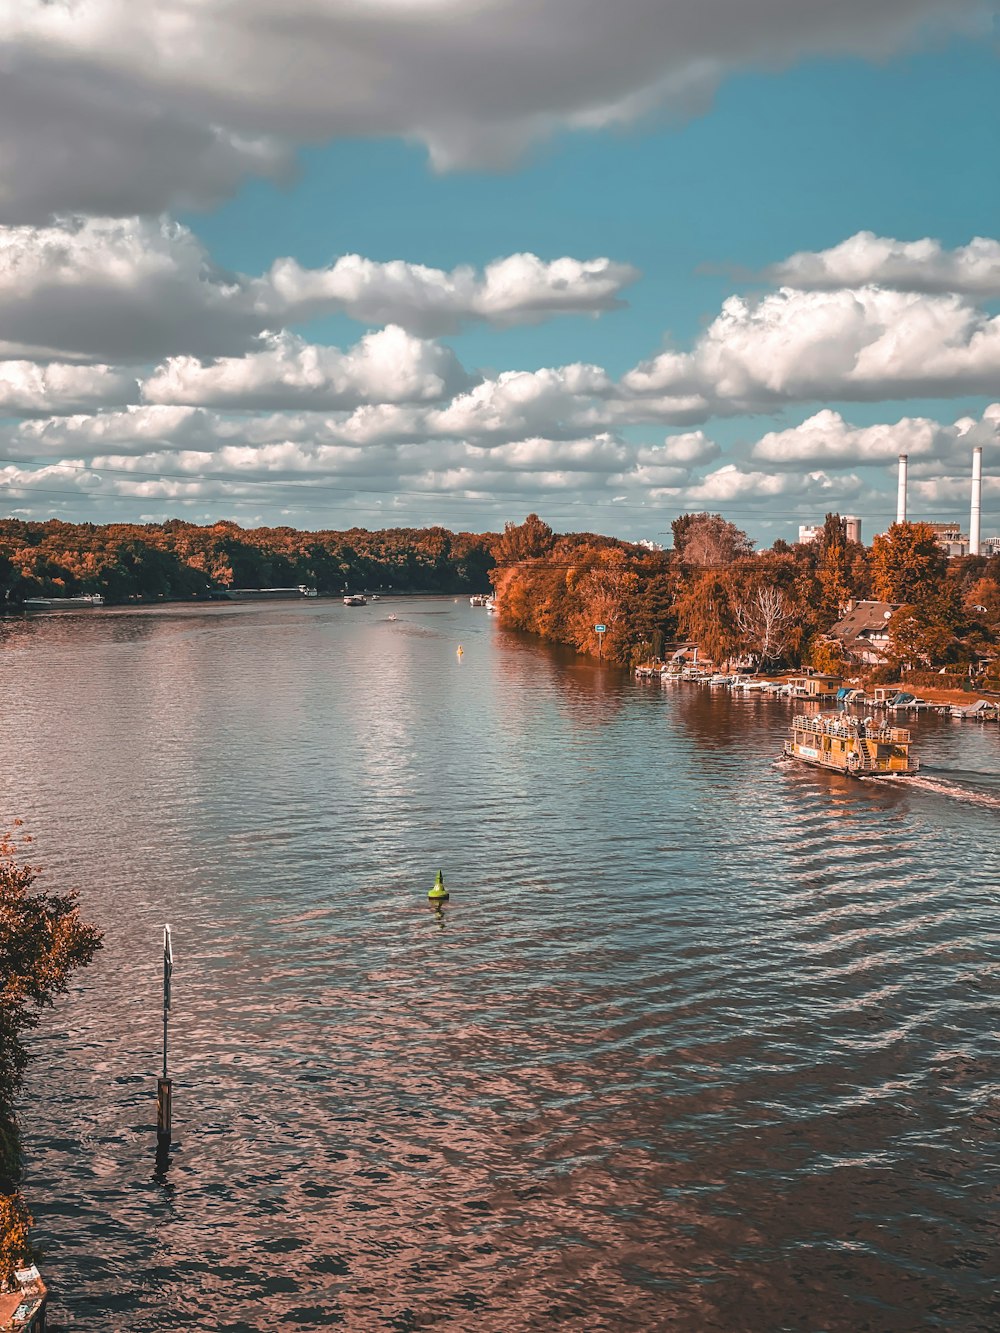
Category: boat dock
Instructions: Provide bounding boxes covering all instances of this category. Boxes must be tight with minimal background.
[0,1266,47,1331]
[634,664,999,721]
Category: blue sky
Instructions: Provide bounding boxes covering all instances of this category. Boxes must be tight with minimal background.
[2,4,999,544]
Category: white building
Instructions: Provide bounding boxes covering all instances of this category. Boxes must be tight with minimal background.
[798,516,862,545]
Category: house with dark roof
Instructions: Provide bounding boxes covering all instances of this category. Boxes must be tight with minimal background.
[822,599,903,665]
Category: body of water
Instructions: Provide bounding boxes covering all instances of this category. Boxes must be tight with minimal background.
[1,598,998,1330]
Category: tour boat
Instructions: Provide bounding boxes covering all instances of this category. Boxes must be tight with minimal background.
[470,594,488,606]
[784,712,919,777]
[343,594,367,606]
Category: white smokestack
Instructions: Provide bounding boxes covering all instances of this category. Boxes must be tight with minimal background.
[896,454,908,525]
[970,446,982,556]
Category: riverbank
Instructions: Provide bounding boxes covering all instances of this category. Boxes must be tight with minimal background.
[635,665,1000,719]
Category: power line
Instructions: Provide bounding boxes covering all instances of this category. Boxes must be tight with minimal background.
[0,477,959,523]
[2,456,969,519]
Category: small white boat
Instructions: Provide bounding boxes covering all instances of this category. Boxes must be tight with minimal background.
[24,593,104,611]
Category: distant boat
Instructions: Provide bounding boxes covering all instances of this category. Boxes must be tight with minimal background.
[470,594,488,606]
[24,593,104,612]
[343,594,367,606]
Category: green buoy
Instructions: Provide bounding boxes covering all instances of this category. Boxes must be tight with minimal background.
[428,870,449,902]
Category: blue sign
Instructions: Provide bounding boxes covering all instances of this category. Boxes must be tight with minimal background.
[594,623,606,634]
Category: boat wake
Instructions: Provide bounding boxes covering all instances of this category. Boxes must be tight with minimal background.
[864,772,1000,809]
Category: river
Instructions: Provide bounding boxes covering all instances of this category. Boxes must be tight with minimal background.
[1,598,998,1331]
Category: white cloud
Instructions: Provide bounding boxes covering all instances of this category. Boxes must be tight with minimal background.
[267,253,639,336]
[482,433,629,472]
[766,231,1000,297]
[142,327,471,410]
[2,1,989,219]
[425,364,612,441]
[11,405,240,456]
[683,464,864,504]
[623,286,1000,405]
[752,405,1000,467]
[0,217,267,363]
[0,361,137,416]
[0,217,634,363]
[654,431,720,465]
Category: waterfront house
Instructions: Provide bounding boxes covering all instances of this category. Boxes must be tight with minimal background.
[787,673,842,699]
[821,600,903,666]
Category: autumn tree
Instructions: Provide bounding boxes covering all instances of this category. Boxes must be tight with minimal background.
[871,522,947,607]
[671,512,754,567]
[492,514,556,568]
[675,569,740,667]
[964,575,1000,627]
[816,513,853,623]
[0,1192,31,1289]
[729,581,798,669]
[564,549,641,660]
[888,606,958,669]
[0,827,103,1283]
[0,826,103,1111]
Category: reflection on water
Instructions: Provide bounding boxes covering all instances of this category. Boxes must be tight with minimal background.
[1,599,998,1330]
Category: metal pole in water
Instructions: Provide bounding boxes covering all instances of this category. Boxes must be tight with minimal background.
[157,925,173,1146]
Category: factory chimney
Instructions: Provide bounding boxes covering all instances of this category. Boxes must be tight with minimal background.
[970,446,982,557]
[896,454,908,525]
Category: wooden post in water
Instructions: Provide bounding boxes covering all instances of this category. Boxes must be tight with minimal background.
[157,925,173,1146]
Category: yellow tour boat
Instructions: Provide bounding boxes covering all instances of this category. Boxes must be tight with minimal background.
[784,713,919,777]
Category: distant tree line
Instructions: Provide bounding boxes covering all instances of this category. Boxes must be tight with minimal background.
[0,519,495,606]
[491,512,1000,675]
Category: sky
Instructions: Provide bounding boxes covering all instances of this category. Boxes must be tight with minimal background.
[2,0,999,546]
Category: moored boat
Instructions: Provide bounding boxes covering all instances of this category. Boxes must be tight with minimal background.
[0,1263,47,1330]
[784,712,918,777]
[24,593,104,612]
[213,586,316,600]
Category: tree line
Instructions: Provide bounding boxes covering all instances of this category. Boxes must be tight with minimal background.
[490,513,1000,676]
[2,509,998,674]
[0,519,495,606]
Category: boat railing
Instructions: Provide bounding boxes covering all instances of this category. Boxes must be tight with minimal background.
[790,715,910,745]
